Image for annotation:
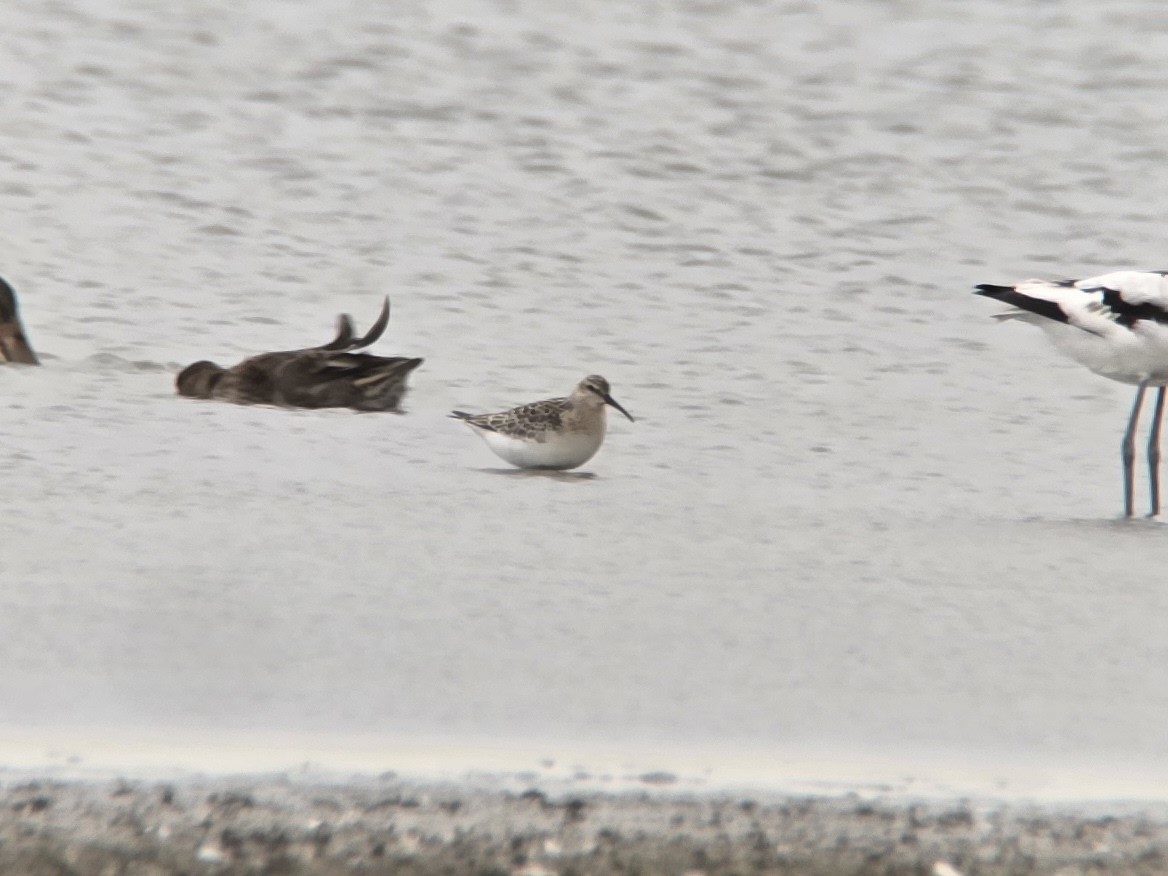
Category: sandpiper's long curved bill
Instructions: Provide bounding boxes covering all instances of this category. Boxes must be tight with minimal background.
[603,390,635,422]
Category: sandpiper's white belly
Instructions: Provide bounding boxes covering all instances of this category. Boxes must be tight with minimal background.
[477,427,604,470]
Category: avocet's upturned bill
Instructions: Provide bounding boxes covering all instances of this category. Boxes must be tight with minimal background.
[976,270,1168,518]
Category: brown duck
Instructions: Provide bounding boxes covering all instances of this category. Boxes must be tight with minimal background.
[176,297,422,411]
[0,276,40,365]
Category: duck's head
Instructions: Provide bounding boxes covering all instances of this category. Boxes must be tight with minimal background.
[176,360,226,398]
[576,374,634,422]
[0,276,40,365]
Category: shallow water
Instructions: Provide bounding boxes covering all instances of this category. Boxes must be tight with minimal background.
[3,0,1168,799]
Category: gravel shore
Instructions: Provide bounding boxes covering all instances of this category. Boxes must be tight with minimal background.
[3,774,1168,875]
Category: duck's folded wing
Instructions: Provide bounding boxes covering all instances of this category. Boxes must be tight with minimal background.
[274,352,423,410]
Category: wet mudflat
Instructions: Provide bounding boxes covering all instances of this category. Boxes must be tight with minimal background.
[4,777,1168,876]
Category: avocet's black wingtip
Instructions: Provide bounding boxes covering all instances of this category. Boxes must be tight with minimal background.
[973,283,1069,324]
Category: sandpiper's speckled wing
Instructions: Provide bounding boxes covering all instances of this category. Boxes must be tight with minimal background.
[454,396,572,439]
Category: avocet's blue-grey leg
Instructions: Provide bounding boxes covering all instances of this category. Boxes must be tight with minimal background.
[1122,383,1149,519]
[1146,386,1166,518]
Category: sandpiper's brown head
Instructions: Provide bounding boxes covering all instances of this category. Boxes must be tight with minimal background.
[575,374,634,422]
[0,276,40,365]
